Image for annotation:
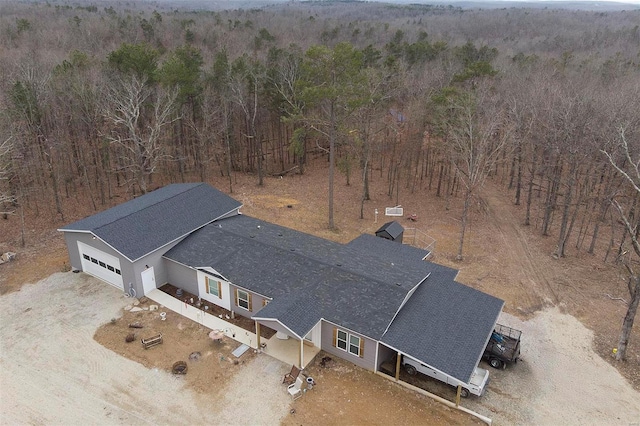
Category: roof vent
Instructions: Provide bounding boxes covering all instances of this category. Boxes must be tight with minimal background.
[336,263,342,267]
[278,233,283,237]
[290,248,295,251]
[250,235,255,238]
[395,282,401,286]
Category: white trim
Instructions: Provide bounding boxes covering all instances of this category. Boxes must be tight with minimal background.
[129,208,240,262]
[164,257,272,301]
[198,267,228,282]
[335,328,361,357]
[141,267,156,295]
[322,318,376,343]
[60,206,243,263]
[381,273,430,337]
[236,289,250,310]
[374,341,379,373]
[381,342,469,387]
[251,317,303,340]
[77,241,123,289]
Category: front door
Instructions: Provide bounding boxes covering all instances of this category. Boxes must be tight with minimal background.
[141,267,156,296]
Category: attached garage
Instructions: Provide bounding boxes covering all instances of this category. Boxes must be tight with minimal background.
[77,241,123,289]
[59,183,243,298]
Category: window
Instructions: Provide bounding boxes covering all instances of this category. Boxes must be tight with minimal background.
[107,265,115,272]
[115,269,121,275]
[236,289,251,311]
[90,257,98,264]
[206,277,221,298]
[336,330,347,351]
[99,261,106,268]
[237,290,249,310]
[333,328,363,357]
[83,254,90,261]
[349,334,361,357]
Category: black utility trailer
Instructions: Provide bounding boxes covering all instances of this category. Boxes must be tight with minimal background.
[483,323,521,369]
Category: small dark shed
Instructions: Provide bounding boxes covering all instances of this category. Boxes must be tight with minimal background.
[375,221,404,243]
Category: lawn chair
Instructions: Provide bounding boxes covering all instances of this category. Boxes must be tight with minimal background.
[283,364,301,385]
[287,376,304,400]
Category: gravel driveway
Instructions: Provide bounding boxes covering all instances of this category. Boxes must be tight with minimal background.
[3,272,640,425]
[0,272,291,425]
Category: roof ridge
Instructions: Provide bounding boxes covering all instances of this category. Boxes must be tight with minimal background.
[215,220,410,293]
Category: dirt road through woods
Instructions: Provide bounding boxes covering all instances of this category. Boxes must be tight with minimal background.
[480,182,559,311]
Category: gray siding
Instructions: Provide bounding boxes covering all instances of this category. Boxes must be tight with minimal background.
[64,232,132,291]
[63,231,188,297]
[129,238,189,296]
[229,284,268,319]
[320,321,376,371]
[63,232,84,271]
[165,258,199,295]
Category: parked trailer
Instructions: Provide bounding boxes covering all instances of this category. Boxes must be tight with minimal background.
[483,323,521,369]
[402,356,490,398]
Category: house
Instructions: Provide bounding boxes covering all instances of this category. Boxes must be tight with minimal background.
[60,183,504,393]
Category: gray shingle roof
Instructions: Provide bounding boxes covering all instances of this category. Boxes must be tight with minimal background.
[381,269,504,383]
[165,213,503,382]
[375,221,405,239]
[347,234,432,263]
[164,215,413,338]
[60,183,241,261]
[188,215,436,291]
[253,292,323,338]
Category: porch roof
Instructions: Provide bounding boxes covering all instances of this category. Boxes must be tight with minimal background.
[252,293,322,339]
[381,268,504,384]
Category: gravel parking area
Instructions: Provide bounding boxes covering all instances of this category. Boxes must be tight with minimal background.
[0,272,291,425]
[465,310,640,425]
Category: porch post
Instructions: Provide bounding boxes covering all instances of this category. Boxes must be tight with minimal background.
[255,321,261,348]
[455,385,462,406]
[299,339,303,368]
[395,352,402,381]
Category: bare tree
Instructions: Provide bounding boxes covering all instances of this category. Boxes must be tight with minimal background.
[0,135,15,214]
[602,127,640,361]
[103,76,179,194]
[436,85,512,260]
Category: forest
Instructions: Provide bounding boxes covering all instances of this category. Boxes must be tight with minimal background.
[0,1,639,356]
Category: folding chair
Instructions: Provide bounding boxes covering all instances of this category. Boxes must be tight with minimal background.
[282,364,301,385]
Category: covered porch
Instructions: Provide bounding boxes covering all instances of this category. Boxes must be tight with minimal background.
[257,328,321,369]
[146,288,320,368]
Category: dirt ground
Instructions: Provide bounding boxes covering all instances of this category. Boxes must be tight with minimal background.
[0,272,479,425]
[1,159,640,424]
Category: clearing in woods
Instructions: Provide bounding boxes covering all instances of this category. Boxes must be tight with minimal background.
[1,161,639,424]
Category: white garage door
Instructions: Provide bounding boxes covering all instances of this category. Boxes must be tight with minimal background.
[77,241,124,289]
